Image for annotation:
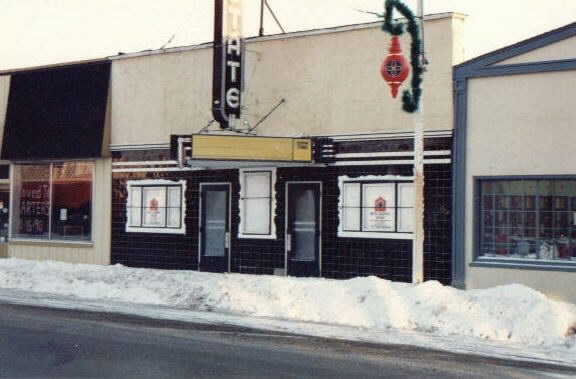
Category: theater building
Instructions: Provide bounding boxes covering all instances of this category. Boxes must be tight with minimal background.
[453,22,576,302]
[108,13,464,282]
[0,61,112,264]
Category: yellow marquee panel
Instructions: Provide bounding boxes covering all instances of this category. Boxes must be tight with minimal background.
[191,135,312,162]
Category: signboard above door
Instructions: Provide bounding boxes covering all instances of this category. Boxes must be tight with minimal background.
[170,135,335,167]
[190,135,312,162]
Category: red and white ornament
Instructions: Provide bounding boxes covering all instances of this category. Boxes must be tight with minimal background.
[380,36,410,98]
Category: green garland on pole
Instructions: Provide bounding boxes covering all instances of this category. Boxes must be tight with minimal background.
[381,0,424,113]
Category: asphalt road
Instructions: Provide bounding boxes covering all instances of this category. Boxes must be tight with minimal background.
[0,302,574,378]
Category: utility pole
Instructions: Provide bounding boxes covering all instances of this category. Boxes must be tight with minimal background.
[412,0,425,284]
[258,1,285,36]
[259,0,265,37]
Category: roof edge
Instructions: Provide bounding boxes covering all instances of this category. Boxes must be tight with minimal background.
[0,12,463,73]
[0,57,109,76]
[455,21,576,74]
[110,12,463,61]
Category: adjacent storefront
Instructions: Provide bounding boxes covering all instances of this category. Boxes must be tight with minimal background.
[453,22,576,302]
[0,61,112,264]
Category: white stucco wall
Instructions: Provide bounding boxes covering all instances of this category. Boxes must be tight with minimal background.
[464,70,576,304]
[466,71,576,176]
[111,14,465,145]
[495,35,576,65]
[467,266,576,303]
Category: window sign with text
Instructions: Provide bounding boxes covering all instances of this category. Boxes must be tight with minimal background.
[12,162,93,241]
[142,187,167,228]
[19,180,50,237]
[363,183,395,231]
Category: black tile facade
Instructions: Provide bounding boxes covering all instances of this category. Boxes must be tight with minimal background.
[112,149,172,162]
[0,165,9,179]
[111,140,452,284]
[336,137,452,154]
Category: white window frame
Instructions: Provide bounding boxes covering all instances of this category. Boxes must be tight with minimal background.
[125,179,186,234]
[338,175,414,239]
[238,168,277,239]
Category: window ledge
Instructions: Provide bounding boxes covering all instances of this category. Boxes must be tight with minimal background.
[237,233,277,240]
[471,259,576,273]
[125,226,186,235]
[9,239,94,249]
[338,231,413,240]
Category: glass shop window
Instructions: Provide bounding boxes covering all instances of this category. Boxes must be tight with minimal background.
[238,169,276,239]
[11,162,93,241]
[339,179,414,238]
[478,179,576,262]
[125,180,186,234]
[0,189,10,242]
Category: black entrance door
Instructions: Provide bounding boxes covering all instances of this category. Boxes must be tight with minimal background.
[286,183,321,277]
[199,184,230,273]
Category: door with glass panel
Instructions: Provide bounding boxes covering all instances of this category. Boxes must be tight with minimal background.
[199,184,230,273]
[286,182,321,277]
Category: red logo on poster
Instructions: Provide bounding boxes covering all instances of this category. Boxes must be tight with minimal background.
[374,197,387,212]
[380,36,410,98]
[149,198,159,212]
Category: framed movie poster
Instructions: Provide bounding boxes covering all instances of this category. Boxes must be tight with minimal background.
[142,187,166,227]
[362,183,395,231]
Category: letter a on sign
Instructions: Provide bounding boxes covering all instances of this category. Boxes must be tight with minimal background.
[212,0,244,129]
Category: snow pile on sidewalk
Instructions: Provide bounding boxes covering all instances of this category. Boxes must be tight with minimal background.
[0,258,574,350]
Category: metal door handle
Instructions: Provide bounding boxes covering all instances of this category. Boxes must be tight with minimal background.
[225,232,230,249]
[286,234,292,251]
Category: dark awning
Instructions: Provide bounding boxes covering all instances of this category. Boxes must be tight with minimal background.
[1,61,110,160]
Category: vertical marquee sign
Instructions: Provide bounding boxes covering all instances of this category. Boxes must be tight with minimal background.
[212,0,244,129]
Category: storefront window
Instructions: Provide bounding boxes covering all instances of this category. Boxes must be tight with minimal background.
[125,179,186,234]
[0,189,10,242]
[478,179,576,262]
[11,162,93,241]
[338,176,414,238]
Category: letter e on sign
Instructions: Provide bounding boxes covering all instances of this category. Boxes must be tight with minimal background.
[226,88,240,108]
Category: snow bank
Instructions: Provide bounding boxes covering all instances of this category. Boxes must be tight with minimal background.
[0,258,574,350]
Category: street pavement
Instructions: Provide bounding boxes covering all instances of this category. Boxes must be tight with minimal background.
[0,302,574,378]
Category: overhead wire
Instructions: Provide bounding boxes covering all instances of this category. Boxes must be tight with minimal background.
[158,7,197,49]
[264,1,286,34]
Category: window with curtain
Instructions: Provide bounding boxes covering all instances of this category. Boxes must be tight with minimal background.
[239,169,276,239]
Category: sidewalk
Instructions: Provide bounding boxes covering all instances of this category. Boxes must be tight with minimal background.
[0,258,575,366]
